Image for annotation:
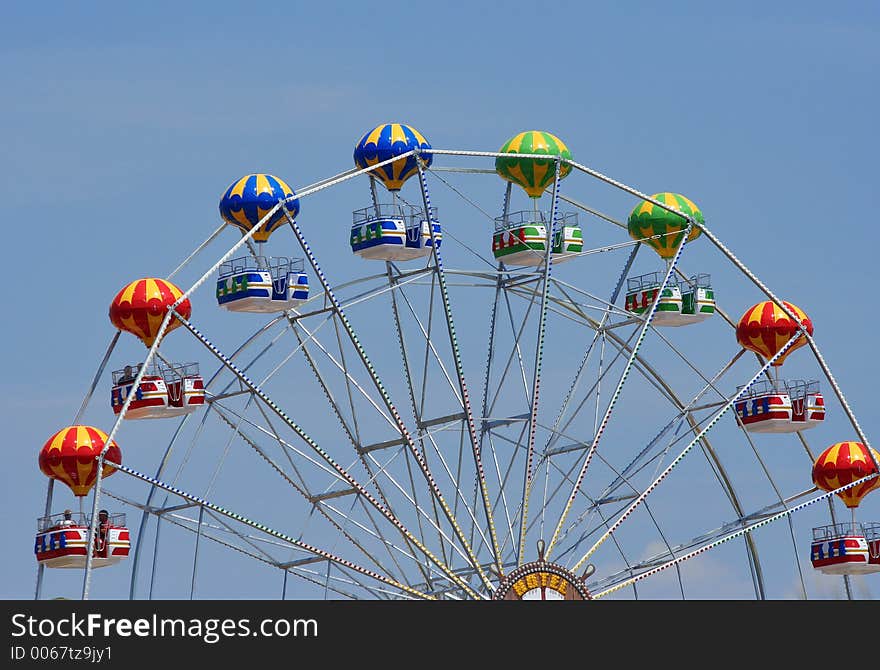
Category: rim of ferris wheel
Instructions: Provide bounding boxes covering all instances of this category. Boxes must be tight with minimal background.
[43,135,877,601]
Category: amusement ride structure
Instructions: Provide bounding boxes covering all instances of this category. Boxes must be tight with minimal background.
[34,124,880,600]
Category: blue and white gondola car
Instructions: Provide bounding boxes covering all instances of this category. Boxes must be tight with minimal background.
[216,256,309,313]
[350,204,441,261]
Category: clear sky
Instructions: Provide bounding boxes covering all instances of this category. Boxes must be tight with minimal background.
[2,1,879,601]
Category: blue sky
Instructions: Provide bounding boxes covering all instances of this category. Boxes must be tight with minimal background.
[2,2,879,601]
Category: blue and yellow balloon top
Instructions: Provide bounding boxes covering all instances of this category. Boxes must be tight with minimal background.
[353,123,432,192]
[219,173,299,243]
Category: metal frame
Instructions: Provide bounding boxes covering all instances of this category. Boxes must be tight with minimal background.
[35,148,876,601]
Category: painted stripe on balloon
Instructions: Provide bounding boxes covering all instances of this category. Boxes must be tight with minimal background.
[129,279,150,344]
[389,123,408,145]
[145,279,167,346]
[226,176,254,229]
[77,425,99,493]
[759,301,783,360]
[54,428,77,492]
[409,125,428,146]
[264,175,293,236]
[365,124,384,148]
[393,125,416,185]
[230,175,249,199]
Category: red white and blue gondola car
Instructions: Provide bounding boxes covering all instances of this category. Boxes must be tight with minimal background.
[735,379,825,433]
[350,204,441,261]
[111,362,205,420]
[216,255,309,313]
[811,522,880,575]
[34,512,130,569]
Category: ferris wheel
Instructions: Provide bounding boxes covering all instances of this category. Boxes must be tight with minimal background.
[34,124,880,601]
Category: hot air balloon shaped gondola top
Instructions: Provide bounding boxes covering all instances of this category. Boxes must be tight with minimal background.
[492,130,583,267]
[108,278,205,420]
[624,193,715,326]
[35,426,130,569]
[733,300,824,434]
[350,123,442,262]
[217,174,309,313]
[809,441,880,575]
[109,277,191,349]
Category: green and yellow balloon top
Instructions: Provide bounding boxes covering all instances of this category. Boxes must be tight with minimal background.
[627,192,704,260]
[495,131,572,198]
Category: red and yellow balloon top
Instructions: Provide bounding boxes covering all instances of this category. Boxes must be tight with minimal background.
[109,278,191,348]
[812,441,880,508]
[39,425,121,497]
[735,300,812,367]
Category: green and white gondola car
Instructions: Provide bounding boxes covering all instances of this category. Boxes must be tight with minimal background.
[625,272,715,326]
[492,211,582,267]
